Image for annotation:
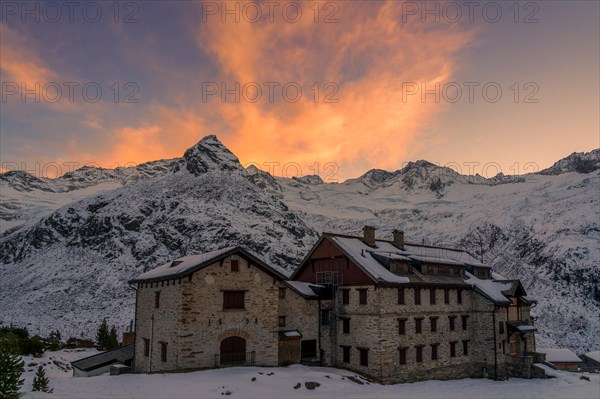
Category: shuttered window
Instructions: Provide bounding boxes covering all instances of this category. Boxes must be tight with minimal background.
[223,291,245,309]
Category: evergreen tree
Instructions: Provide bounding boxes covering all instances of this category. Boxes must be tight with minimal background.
[46,330,62,352]
[107,326,119,350]
[32,365,52,393]
[0,334,25,399]
[95,318,109,350]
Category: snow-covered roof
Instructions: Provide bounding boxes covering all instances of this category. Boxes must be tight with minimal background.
[328,236,410,284]
[583,351,600,363]
[538,348,582,363]
[130,247,287,283]
[299,233,496,285]
[506,321,537,333]
[71,345,134,372]
[285,281,324,298]
[464,272,512,304]
[408,255,465,266]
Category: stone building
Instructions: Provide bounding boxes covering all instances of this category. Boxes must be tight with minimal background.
[129,228,545,382]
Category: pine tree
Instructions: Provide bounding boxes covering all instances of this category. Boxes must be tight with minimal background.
[32,365,52,393]
[95,318,109,350]
[0,334,25,399]
[108,326,119,350]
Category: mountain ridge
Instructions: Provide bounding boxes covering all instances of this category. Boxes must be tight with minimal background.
[0,136,598,353]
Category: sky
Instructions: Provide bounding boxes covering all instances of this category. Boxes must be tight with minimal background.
[0,0,598,181]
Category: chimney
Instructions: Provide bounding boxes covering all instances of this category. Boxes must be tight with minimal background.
[393,229,405,250]
[363,225,376,246]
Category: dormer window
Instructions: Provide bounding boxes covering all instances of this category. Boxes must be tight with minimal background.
[390,261,411,274]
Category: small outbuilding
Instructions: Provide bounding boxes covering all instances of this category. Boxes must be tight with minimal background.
[581,351,600,371]
[71,345,134,377]
[538,348,582,371]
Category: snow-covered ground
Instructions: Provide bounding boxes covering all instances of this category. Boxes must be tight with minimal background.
[18,350,600,399]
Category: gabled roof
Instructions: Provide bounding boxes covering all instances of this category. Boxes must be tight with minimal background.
[292,232,488,286]
[501,280,527,297]
[129,246,287,283]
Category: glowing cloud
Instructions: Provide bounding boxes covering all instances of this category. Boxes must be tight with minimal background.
[197,1,475,179]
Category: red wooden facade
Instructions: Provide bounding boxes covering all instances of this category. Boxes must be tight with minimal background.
[294,238,375,286]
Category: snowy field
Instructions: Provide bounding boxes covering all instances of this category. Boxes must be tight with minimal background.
[18,350,600,399]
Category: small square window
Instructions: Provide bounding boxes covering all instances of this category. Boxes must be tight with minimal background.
[279,287,286,299]
[431,344,439,361]
[279,316,286,327]
[342,289,350,305]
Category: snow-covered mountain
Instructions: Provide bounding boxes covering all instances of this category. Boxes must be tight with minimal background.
[0,136,317,337]
[0,136,598,354]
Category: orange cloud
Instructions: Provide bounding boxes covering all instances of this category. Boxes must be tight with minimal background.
[0,22,56,86]
[197,1,475,180]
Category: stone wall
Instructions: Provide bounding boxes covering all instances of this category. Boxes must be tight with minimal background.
[279,286,320,360]
[134,254,283,372]
[134,278,182,373]
[330,285,511,383]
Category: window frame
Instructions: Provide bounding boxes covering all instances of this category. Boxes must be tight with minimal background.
[230,259,239,272]
[341,345,351,363]
[342,289,350,305]
[398,318,407,335]
[358,289,368,305]
[154,291,160,309]
[143,338,150,357]
[415,317,423,334]
[462,340,469,356]
[431,343,439,361]
[414,288,421,305]
[449,315,457,331]
[415,345,424,363]
[399,347,408,365]
[450,341,457,357]
[223,290,246,310]
[397,287,405,305]
[278,316,286,327]
[430,316,438,333]
[160,341,168,362]
[342,317,351,334]
[359,348,369,366]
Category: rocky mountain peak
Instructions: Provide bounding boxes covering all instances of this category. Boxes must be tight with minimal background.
[539,148,600,175]
[180,135,245,176]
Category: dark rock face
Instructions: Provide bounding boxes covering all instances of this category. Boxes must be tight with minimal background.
[182,135,245,176]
